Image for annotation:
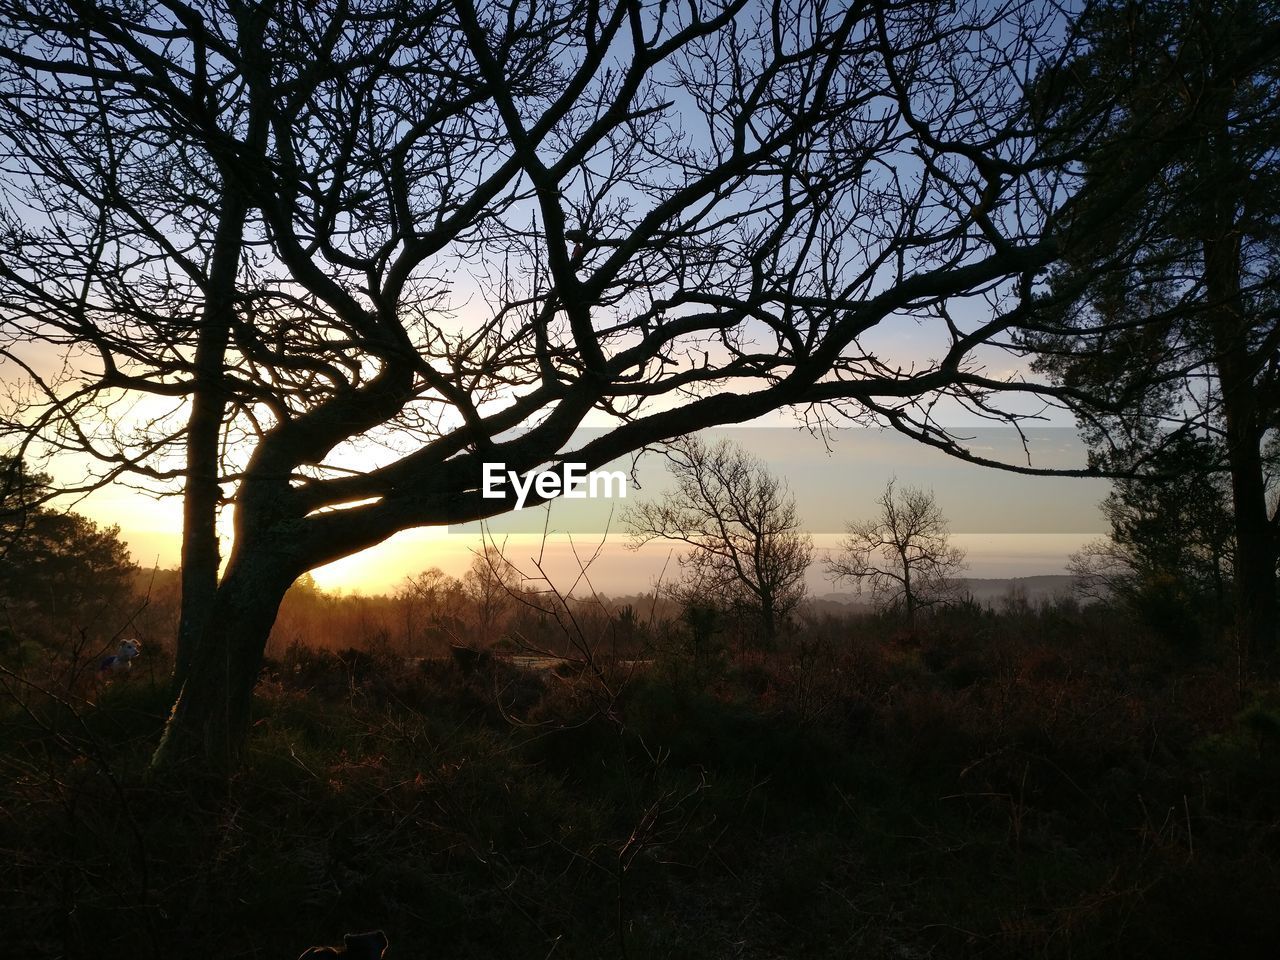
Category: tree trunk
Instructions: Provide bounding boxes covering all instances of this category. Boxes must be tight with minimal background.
[1221,398,1276,661]
[1204,246,1277,660]
[759,592,776,647]
[1203,227,1274,660]
[902,554,915,625]
[174,338,230,694]
[1211,538,1228,630]
[1209,300,1277,660]
[1201,84,1277,663]
[153,548,294,774]
[174,190,246,692]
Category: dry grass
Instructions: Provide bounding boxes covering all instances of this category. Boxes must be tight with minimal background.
[2,598,1279,958]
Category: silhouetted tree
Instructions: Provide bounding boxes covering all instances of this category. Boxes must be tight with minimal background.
[0,0,1142,770]
[397,566,468,653]
[0,456,49,558]
[1025,0,1280,658]
[625,436,812,644]
[0,457,138,645]
[463,546,522,645]
[1070,434,1234,645]
[828,479,967,624]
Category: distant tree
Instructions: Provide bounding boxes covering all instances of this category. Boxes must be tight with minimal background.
[624,436,813,645]
[828,479,967,624]
[0,457,138,645]
[1,511,138,616]
[1070,435,1234,645]
[0,456,50,554]
[463,547,522,645]
[293,573,319,594]
[398,566,468,652]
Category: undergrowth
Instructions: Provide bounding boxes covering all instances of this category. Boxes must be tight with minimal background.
[2,602,1278,958]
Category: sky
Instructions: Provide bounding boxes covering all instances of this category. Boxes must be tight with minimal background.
[4,0,1109,599]
[75,424,1109,596]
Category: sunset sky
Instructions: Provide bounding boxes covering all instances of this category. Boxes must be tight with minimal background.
[0,0,1119,604]
[72,424,1109,596]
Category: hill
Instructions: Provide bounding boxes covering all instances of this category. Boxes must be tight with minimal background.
[816,574,1080,610]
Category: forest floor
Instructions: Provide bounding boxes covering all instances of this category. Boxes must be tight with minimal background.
[2,602,1279,959]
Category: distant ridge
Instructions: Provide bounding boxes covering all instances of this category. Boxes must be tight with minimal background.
[957,575,1079,605]
[817,574,1079,608]
[605,576,1083,618]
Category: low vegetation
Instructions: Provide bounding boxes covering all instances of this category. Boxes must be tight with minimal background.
[3,587,1278,959]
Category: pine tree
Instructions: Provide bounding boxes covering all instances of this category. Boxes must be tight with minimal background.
[1027,0,1280,659]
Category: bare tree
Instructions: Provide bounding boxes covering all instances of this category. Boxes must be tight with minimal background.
[462,545,522,646]
[827,479,967,623]
[1067,539,1133,606]
[397,567,468,653]
[0,0,1136,770]
[625,435,812,645]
